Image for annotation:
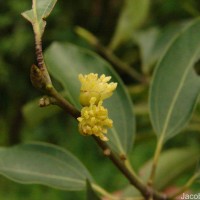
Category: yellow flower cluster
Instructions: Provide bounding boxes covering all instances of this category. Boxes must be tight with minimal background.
[77,97,113,141]
[79,73,117,106]
[77,73,117,141]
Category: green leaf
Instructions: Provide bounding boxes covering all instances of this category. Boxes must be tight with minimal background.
[0,142,93,191]
[150,19,200,140]
[86,180,101,200]
[44,42,135,155]
[133,28,160,74]
[22,91,69,127]
[109,0,150,50]
[21,0,57,36]
[134,22,191,74]
[140,148,199,190]
[22,98,61,126]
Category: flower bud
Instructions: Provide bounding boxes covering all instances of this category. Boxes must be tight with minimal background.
[77,97,113,141]
[79,73,117,106]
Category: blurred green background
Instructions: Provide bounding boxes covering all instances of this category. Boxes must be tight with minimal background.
[1,0,200,199]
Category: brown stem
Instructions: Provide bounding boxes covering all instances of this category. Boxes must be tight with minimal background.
[93,136,167,200]
[93,136,149,196]
[34,32,52,86]
[31,72,167,200]
[39,81,166,200]
[35,38,45,70]
[45,86,167,200]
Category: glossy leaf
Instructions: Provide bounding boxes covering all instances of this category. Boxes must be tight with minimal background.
[150,19,200,140]
[109,0,150,50]
[22,0,57,36]
[0,142,93,190]
[140,148,199,190]
[44,42,135,155]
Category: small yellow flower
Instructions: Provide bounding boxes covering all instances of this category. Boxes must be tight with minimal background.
[79,73,117,106]
[77,97,113,141]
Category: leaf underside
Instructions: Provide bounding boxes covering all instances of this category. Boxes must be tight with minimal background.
[0,142,93,191]
[150,18,200,141]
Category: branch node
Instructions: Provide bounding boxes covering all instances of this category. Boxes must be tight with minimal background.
[39,96,57,107]
[119,154,127,161]
[103,148,111,156]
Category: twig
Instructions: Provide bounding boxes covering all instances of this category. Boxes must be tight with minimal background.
[75,26,148,84]
[33,27,52,86]
[35,81,166,200]
[93,136,167,200]
[33,72,167,200]
[30,17,167,200]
